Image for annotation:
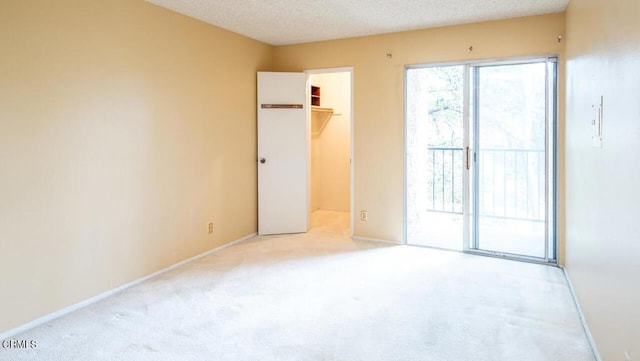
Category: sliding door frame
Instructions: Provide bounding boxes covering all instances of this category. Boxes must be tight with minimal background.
[404,55,559,264]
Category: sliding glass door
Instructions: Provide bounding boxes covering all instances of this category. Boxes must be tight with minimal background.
[406,58,557,262]
[406,65,465,250]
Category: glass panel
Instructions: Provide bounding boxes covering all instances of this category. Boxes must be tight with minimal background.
[475,62,548,258]
[406,66,464,250]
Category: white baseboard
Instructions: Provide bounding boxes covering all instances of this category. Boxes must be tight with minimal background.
[0,232,257,340]
[562,266,603,361]
[352,236,402,245]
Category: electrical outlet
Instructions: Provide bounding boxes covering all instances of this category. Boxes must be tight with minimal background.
[624,351,631,361]
[360,210,368,222]
[208,222,214,234]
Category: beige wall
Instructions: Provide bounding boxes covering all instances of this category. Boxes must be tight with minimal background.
[0,0,271,333]
[274,14,565,243]
[565,0,640,359]
[310,72,351,212]
[311,130,321,212]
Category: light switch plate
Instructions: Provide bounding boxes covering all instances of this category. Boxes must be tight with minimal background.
[591,96,603,148]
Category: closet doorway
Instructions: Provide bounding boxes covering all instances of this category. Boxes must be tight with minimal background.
[307,69,353,234]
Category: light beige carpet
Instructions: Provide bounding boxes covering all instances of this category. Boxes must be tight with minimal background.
[2,211,594,361]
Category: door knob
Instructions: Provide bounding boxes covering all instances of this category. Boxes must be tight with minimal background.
[259,158,266,164]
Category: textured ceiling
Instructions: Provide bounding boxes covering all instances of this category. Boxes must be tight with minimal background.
[146,0,570,46]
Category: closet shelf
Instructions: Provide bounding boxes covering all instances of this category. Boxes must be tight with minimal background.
[311,106,333,135]
[311,85,321,106]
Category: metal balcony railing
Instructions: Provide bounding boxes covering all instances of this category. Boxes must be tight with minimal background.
[428,147,464,214]
[427,147,545,222]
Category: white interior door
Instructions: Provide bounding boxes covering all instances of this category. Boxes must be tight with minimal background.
[257,72,308,235]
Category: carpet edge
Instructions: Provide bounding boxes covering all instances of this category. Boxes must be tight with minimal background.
[352,236,402,245]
